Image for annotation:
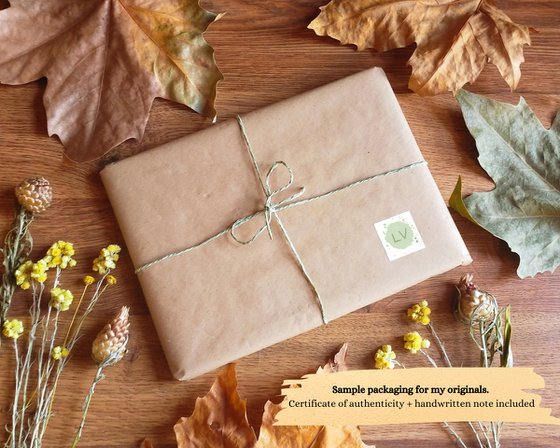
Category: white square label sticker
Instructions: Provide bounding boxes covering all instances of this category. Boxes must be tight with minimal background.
[374,211,425,261]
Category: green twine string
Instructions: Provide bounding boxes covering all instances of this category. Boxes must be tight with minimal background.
[135,115,427,325]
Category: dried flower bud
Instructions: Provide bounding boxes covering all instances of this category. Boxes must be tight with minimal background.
[15,177,53,214]
[91,306,130,366]
[455,274,497,323]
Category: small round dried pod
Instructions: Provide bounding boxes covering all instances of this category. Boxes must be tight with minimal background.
[15,177,53,214]
[455,274,497,324]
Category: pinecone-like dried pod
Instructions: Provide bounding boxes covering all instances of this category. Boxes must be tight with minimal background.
[91,306,130,366]
[455,274,497,324]
[15,177,53,214]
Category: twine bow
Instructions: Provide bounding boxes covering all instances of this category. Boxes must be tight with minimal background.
[230,161,304,245]
[135,115,428,326]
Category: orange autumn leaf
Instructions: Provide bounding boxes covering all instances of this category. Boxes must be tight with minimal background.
[256,401,373,448]
[140,440,155,448]
[174,363,257,447]
[256,343,375,448]
[0,0,223,162]
[149,344,373,448]
[309,0,531,95]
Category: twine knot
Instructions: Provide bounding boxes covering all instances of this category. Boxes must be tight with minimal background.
[230,160,304,245]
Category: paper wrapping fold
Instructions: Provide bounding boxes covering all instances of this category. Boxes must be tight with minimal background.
[101,68,471,380]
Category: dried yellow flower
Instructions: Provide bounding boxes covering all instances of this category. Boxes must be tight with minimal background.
[50,287,74,311]
[31,259,49,283]
[83,275,95,285]
[44,241,77,269]
[106,275,117,286]
[374,344,396,370]
[407,300,431,325]
[3,319,24,340]
[52,346,70,360]
[15,177,53,214]
[15,260,33,290]
[91,306,130,366]
[92,245,121,275]
[403,331,430,354]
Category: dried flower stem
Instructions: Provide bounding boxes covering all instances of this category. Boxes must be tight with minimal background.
[441,421,468,448]
[427,323,452,368]
[9,340,21,448]
[420,349,438,368]
[1,208,33,324]
[70,364,105,448]
[46,275,109,421]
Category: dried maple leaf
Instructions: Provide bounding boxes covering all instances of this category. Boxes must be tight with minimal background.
[450,90,560,278]
[174,363,257,447]
[148,345,372,447]
[0,0,223,161]
[256,344,374,448]
[255,401,373,448]
[309,0,531,95]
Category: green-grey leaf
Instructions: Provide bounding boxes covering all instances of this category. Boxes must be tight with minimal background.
[456,90,560,278]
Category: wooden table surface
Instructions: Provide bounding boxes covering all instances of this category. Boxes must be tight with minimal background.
[1,0,559,447]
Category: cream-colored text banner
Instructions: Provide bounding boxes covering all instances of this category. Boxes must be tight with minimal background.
[275,368,559,426]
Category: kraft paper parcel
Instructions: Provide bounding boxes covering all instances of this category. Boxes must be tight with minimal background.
[101,68,472,380]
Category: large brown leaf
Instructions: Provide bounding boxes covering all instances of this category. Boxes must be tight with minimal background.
[309,0,531,95]
[174,363,257,447]
[0,0,223,161]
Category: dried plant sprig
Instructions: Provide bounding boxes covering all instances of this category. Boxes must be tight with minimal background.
[1,178,52,328]
[455,274,512,448]
[407,300,453,368]
[4,241,123,448]
[71,306,130,448]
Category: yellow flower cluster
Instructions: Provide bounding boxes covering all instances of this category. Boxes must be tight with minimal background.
[52,346,70,360]
[2,319,24,340]
[374,344,396,370]
[15,261,33,290]
[31,259,49,283]
[92,244,121,275]
[403,331,430,354]
[14,241,78,290]
[407,300,431,325]
[49,288,74,312]
[15,259,49,289]
[44,241,77,270]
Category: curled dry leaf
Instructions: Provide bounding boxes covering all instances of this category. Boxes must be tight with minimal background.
[0,0,223,161]
[309,0,531,95]
[174,363,257,447]
[317,342,349,374]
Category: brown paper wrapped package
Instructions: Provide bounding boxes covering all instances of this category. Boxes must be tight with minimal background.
[101,68,471,380]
